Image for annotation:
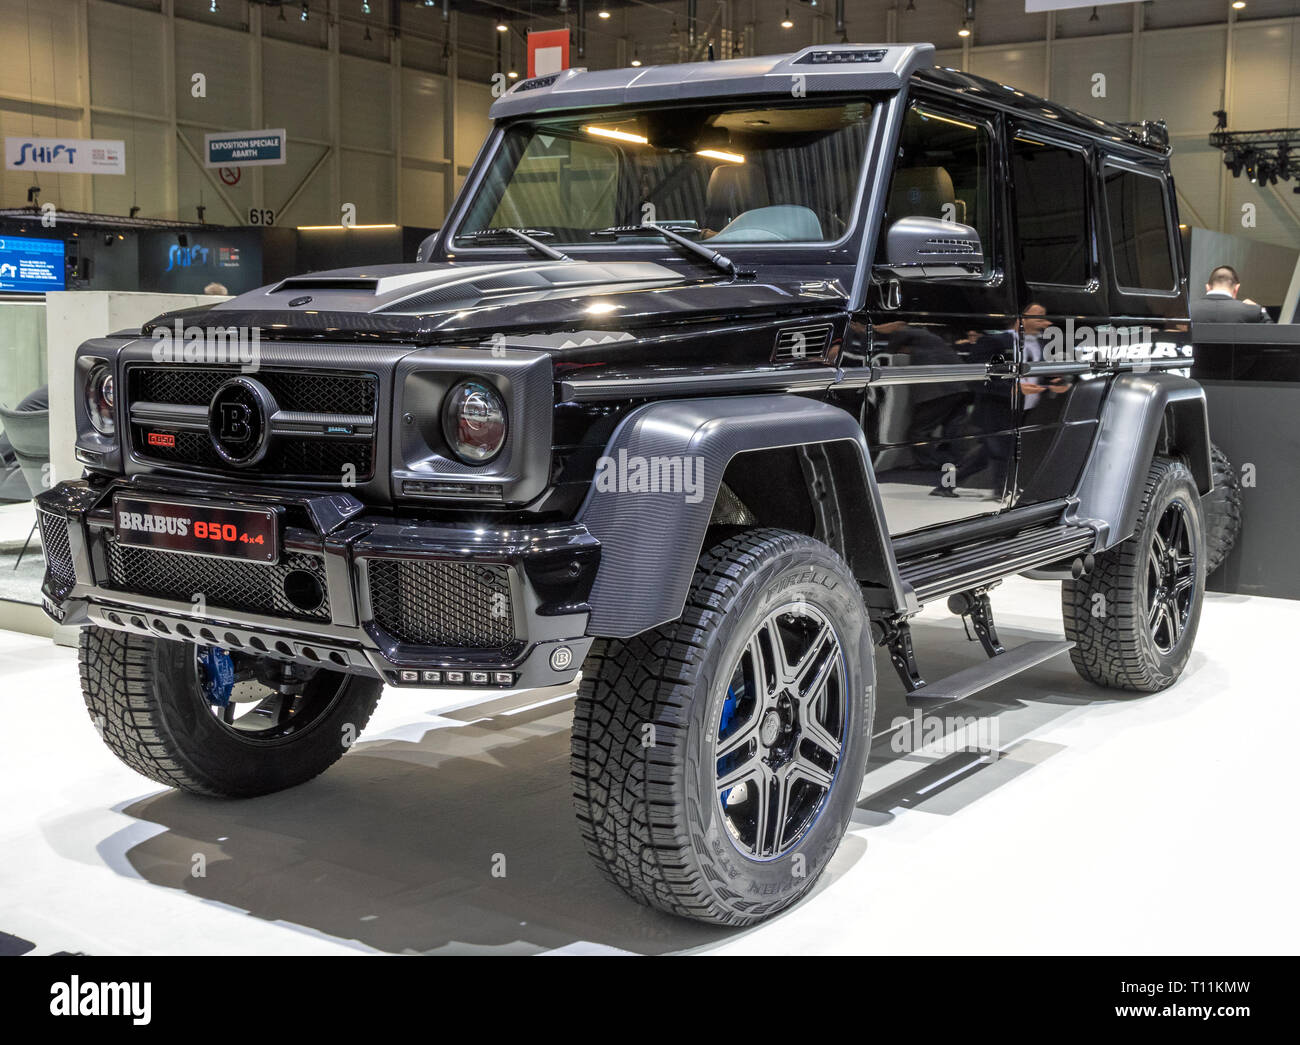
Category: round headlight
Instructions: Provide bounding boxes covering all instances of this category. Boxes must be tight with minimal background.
[86,363,115,435]
[441,380,507,464]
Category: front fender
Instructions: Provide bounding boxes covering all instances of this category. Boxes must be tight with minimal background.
[576,395,906,638]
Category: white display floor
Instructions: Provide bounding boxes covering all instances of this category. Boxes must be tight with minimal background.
[0,577,1294,955]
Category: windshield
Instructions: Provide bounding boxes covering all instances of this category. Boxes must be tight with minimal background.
[455,100,876,248]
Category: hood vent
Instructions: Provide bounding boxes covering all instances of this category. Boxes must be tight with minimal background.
[773,323,833,362]
[272,277,380,293]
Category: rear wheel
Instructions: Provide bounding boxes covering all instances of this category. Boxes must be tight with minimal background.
[571,528,874,925]
[1062,457,1205,691]
[1201,442,1242,574]
[79,626,382,797]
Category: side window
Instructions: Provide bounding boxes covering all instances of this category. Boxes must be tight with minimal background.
[1010,135,1091,287]
[1104,165,1177,293]
[884,103,993,274]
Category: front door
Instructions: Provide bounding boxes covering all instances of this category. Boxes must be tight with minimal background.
[865,96,1018,537]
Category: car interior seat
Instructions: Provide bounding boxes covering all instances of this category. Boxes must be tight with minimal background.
[887,166,966,225]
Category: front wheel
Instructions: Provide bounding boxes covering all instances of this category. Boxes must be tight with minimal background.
[571,529,875,926]
[79,626,383,797]
[1063,457,1206,691]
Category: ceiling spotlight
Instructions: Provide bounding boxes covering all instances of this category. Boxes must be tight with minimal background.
[496,20,508,31]
[364,24,372,40]
[278,4,286,20]
[958,21,972,37]
[362,0,370,13]
[598,8,611,18]
[906,0,916,10]
[208,0,218,12]
[300,3,309,22]
[1232,1,1246,9]
[1089,5,1099,21]
[630,50,642,67]
[507,69,519,79]
[781,8,793,29]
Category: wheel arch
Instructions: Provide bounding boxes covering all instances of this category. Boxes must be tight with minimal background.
[1069,372,1213,550]
[576,395,907,638]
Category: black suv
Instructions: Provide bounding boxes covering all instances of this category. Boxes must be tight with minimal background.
[39,44,1212,926]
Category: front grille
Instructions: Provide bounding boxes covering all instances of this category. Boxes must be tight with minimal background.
[367,559,514,648]
[131,426,373,480]
[127,366,377,482]
[106,540,331,622]
[130,367,376,415]
[38,512,76,597]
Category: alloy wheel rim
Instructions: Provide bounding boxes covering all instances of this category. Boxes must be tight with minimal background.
[714,602,847,861]
[1147,501,1197,655]
[193,646,343,742]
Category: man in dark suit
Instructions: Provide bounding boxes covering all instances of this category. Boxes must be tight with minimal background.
[1190,265,1273,323]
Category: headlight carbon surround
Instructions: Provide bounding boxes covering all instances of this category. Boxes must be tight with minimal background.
[441,379,507,463]
[85,362,115,435]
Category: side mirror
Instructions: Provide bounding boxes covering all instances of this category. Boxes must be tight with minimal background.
[877,215,985,280]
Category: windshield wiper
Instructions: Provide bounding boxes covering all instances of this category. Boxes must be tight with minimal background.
[461,227,573,262]
[589,223,751,279]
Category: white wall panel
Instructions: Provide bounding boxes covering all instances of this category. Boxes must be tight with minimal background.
[263,142,331,226]
[1050,37,1133,125]
[88,0,167,116]
[176,125,250,225]
[401,70,445,162]
[454,82,493,169]
[340,148,394,224]
[1140,27,1227,138]
[89,115,169,216]
[340,56,391,153]
[174,20,252,130]
[1230,22,1298,128]
[0,0,83,107]
[401,166,446,230]
[263,39,329,143]
[969,44,1048,98]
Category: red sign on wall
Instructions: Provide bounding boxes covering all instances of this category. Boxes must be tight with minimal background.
[527,29,570,79]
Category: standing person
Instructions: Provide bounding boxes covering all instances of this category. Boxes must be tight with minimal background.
[1190,265,1272,323]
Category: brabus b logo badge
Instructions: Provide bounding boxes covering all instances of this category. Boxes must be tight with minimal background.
[208,376,275,467]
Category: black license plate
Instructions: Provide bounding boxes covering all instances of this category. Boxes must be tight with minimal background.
[112,495,279,564]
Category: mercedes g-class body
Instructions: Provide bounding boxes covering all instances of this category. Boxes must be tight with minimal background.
[39,44,1212,926]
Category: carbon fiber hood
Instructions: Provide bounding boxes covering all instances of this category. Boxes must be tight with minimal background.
[140,259,847,346]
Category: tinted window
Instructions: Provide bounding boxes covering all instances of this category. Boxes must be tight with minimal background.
[884,104,992,272]
[1105,166,1176,292]
[1011,136,1090,286]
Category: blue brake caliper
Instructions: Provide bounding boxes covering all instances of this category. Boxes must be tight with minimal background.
[719,683,739,808]
[198,647,235,709]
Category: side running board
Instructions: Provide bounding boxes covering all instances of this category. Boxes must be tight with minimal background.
[904,639,1074,708]
[897,523,1095,605]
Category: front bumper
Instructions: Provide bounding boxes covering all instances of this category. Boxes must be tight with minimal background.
[36,476,600,690]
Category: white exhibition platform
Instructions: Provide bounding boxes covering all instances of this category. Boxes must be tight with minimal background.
[0,577,1295,956]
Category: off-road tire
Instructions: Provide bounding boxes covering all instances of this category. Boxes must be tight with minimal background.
[571,528,875,926]
[1062,457,1205,691]
[79,626,383,797]
[1201,442,1242,574]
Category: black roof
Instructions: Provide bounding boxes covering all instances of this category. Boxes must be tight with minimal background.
[914,65,1169,157]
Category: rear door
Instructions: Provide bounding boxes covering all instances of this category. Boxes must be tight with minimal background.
[1005,123,1109,508]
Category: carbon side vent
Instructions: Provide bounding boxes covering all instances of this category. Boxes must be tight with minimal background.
[773,324,834,362]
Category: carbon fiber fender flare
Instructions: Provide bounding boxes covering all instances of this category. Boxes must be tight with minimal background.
[1068,371,1213,550]
[575,394,907,639]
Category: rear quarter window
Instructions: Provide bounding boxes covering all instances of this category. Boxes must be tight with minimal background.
[1103,164,1177,294]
